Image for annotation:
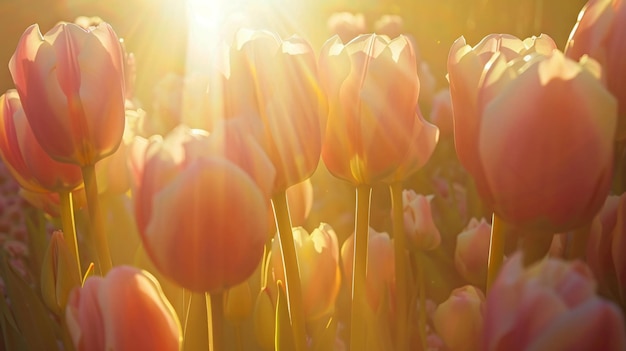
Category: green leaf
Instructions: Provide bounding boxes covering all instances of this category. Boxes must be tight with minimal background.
[0,253,60,351]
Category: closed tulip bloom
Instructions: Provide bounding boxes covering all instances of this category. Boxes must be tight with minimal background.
[455,218,492,286]
[65,265,181,351]
[447,34,556,179]
[341,227,395,311]
[40,231,81,315]
[319,34,421,185]
[134,125,272,292]
[402,189,440,251]
[433,285,485,351]
[478,51,616,232]
[484,254,626,351]
[327,12,366,43]
[0,90,82,193]
[9,22,125,166]
[219,29,325,192]
[587,193,626,304]
[430,89,454,138]
[272,223,341,321]
[566,0,626,139]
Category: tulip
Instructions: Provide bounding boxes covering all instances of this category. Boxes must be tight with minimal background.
[134,125,272,292]
[272,223,341,321]
[341,227,395,311]
[65,265,182,351]
[455,218,492,286]
[374,15,404,39]
[319,34,422,185]
[433,285,485,351]
[0,90,82,193]
[9,22,125,166]
[447,34,556,180]
[587,193,626,305]
[402,190,441,251]
[566,0,626,139]
[326,12,366,43]
[430,89,454,138]
[40,231,81,315]
[477,50,616,233]
[218,29,325,193]
[484,254,626,350]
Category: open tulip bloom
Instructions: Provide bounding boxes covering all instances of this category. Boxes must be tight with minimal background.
[2,1,626,351]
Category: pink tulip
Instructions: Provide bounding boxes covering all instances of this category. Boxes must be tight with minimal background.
[341,227,395,311]
[477,51,616,232]
[402,189,441,251]
[218,29,325,193]
[319,34,423,185]
[433,285,485,351]
[484,254,626,351]
[9,22,125,166]
[455,218,492,286]
[0,90,82,193]
[447,34,556,181]
[134,125,273,292]
[272,223,341,321]
[566,0,626,139]
[587,193,626,304]
[65,266,181,351]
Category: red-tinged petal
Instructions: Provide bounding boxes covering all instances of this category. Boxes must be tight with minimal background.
[526,298,626,351]
[145,158,267,292]
[66,277,106,351]
[98,267,181,351]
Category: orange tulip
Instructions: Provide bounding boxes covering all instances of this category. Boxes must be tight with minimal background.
[447,34,556,181]
[218,29,325,193]
[9,22,125,166]
[319,34,422,185]
[271,223,341,321]
[65,265,181,351]
[0,90,82,193]
[134,125,272,292]
[566,0,626,139]
[341,226,395,311]
[477,51,616,232]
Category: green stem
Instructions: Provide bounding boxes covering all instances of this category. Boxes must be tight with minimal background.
[81,164,112,274]
[415,253,427,351]
[486,213,505,293]
[389,182,408,351]
[565,224,592,261]
[271,191,307,351]
[59,190,81,276]
[350,185,372,351]
[206,292,224,351]
[235,325,244,351]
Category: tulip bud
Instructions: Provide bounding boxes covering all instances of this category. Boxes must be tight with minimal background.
[455,218,492,286]
[341,227,395,311]
[224,281,253,325]
[272,223,341,321]
[65,266,182,351]
[402,190,441,251]
[253,287,275,351]
[40,231,81,314]
[433,285,485,351]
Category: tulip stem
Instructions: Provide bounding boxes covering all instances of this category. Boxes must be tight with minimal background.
[565,224,592,261]
[389,182,408,351]
[415,252,428,351]
[486,213,505,293]
[350,185,372,351]
[59,190,81,276]
[81,164,112,274]
[271,191,307,351]
[206,292,224,351]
